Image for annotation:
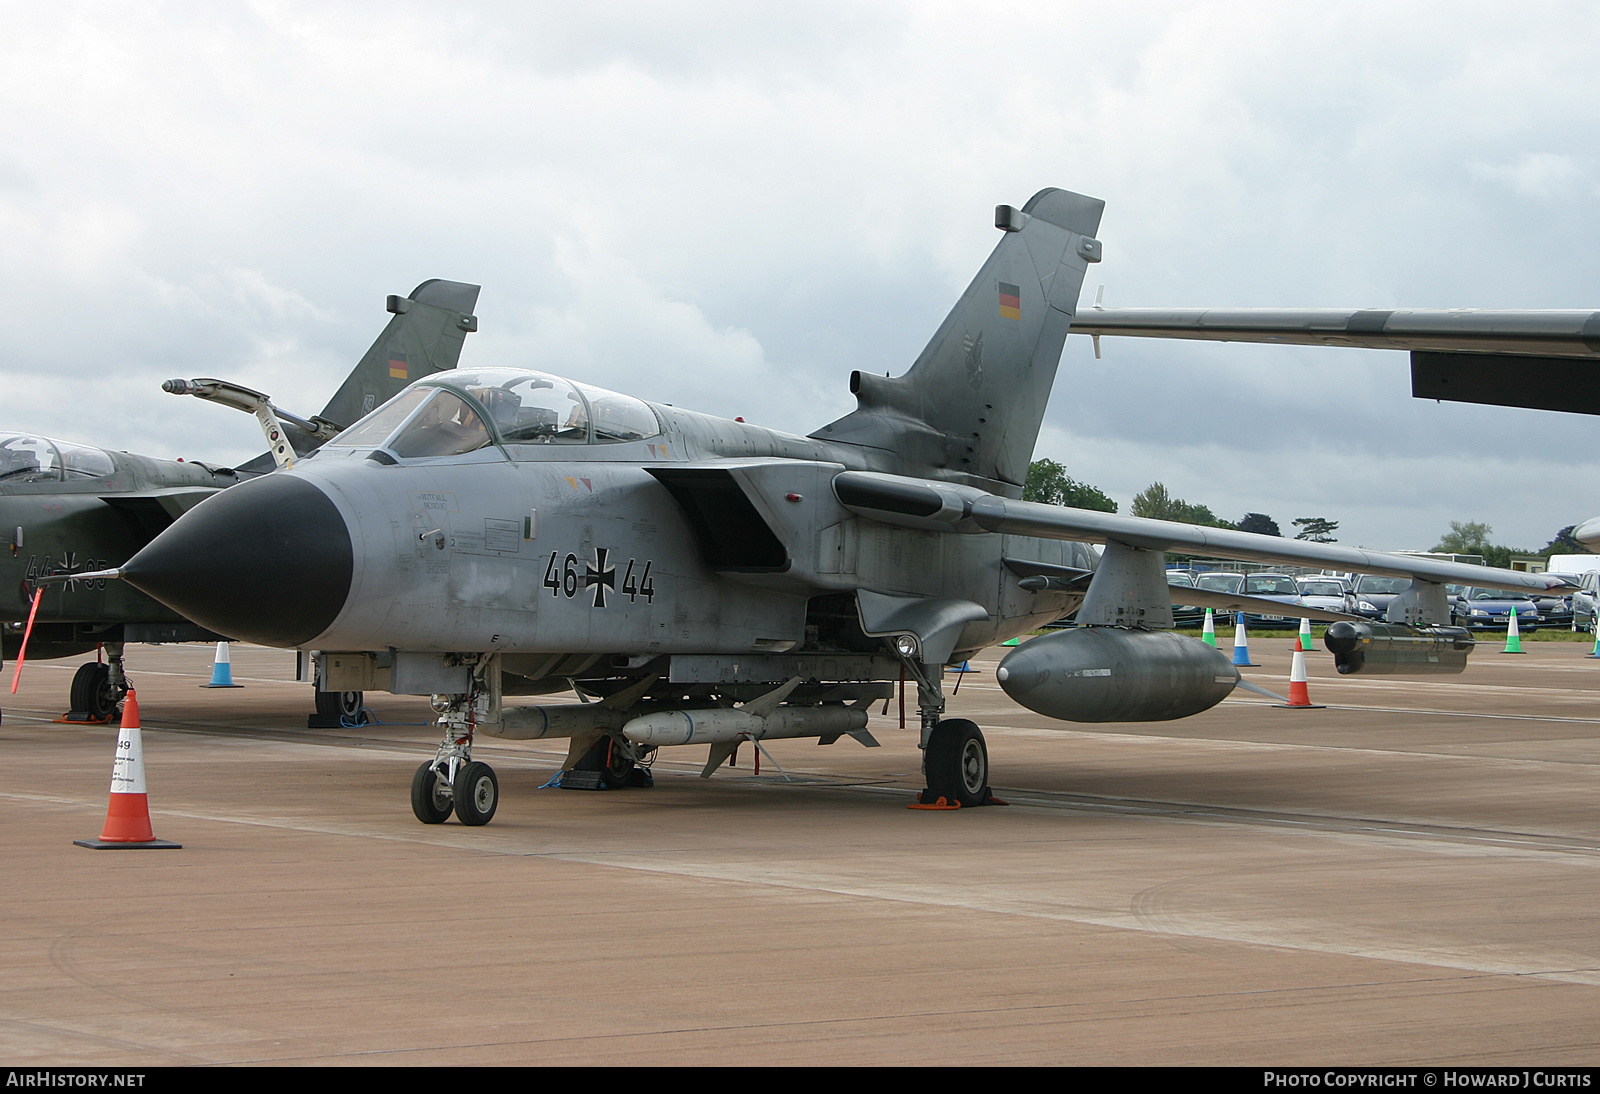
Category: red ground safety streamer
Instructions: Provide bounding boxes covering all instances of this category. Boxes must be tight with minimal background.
[10,586,43,694]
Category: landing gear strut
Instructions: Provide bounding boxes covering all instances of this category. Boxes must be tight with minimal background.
[412,728,500,827]
[412,658,500,826]
[892,646,1001,808]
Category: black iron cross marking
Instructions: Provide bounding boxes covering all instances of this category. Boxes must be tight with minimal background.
[585,548,616,608]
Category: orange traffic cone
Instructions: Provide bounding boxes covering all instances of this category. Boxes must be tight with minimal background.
[74,689,181,850]
[1273,647,1325,710]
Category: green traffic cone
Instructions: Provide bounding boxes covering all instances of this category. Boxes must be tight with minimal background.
[1002,637,1021,647]
[1298,617,1314,652]
[1503,608,1525,654]
[1200,608,1217,647]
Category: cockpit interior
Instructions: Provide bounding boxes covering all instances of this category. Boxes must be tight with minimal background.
[0,433,116,483]
[330,369,662,457]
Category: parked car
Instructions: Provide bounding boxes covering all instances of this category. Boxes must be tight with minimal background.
[1297,576,1357,616]
[1194,571,1244,594]
[1165,570,1206,628]
[1239,572,1305,628]
[1450,587,1539,632]
[1350,574,1412,619]
[1531,584,1575,630]
[1571,571,1600,632]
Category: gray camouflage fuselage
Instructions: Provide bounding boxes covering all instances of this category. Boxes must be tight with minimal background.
[232,401,1087,662]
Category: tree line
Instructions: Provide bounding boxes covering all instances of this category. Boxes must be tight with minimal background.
[1022,459,1591,559]
[1022,460,1338,541]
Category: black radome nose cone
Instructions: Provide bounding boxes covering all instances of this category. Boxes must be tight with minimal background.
[124,474,353,647]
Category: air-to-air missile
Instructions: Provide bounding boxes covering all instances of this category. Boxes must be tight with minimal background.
[92,187,1570,825]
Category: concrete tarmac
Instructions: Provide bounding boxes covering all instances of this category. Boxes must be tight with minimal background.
[3,636,1600,1065]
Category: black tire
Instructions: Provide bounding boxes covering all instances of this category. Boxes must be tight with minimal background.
[453,761,498,826]
[923,718,989,808]
[314,688,364,721]
[411,762,453,824]
[70,662,118,720]
[601,735,635,785]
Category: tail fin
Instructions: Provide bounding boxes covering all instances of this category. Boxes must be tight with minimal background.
[313,278,481,433]
[810,188,1103,491]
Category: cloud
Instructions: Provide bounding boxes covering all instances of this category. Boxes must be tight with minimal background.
[2,2,1599,546]
[1473,152,1586,200]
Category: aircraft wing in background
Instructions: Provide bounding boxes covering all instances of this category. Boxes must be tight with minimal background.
[1070,306,1600,416]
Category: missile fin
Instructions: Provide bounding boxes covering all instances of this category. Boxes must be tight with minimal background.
[701,740,739,779]
[600,672,660,710]
[1234,678,1289,703]
[741,676,803,719]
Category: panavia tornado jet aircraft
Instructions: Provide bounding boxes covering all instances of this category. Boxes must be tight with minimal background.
[4,278,478,722]
[96,188,1570,826]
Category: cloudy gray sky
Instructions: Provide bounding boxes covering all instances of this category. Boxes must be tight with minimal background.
[2,1,1597,551]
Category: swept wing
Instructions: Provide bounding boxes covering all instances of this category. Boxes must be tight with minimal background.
[833,470,1571,594]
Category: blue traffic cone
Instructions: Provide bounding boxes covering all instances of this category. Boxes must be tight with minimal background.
[200,641,242,688]
[1231,613,1258,667]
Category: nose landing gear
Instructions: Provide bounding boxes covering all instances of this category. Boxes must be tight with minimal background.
[412,671,500,826]
[65,642,128,723]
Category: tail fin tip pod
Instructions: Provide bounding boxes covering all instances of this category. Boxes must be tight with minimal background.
[811,187,1104,492]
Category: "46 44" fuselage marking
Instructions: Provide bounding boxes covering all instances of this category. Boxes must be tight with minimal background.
[543,548,654,609]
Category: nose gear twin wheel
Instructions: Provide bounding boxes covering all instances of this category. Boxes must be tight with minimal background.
[410,760,498,825]
[453,761,498,826]
[410,762,453,824]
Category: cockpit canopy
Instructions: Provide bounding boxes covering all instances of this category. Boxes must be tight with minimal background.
[0,433,115,483]
[330,369,662,456]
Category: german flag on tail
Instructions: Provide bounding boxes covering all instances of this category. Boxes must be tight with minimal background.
[998,282,1021,320]
[388,353,408,380]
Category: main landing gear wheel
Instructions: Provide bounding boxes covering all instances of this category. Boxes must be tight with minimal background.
[452,761,498,826]
[70,662,120,722]
[315,689,365,723]
[602,735,636,785]
[923,718,991,808]
[411,762,453,824]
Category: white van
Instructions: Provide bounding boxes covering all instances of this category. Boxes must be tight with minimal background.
[1547,554,1600,577]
